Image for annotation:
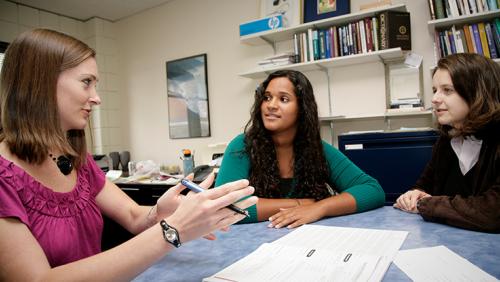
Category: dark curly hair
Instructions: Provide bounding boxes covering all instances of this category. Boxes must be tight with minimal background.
[244,70,331,200]
[433,53,500,138]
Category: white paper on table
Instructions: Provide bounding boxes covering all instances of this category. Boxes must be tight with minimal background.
[394,245,497,282]
[204,225,408,282]
[204,243,381,282]
[271,225,408,282]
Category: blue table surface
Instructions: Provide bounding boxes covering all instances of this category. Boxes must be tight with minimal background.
[133,206,500,282]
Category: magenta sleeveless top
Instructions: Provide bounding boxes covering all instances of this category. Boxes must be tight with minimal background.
[0,154,105,267]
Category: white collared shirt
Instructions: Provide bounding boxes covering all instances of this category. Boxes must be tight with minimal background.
[450,136,483,175]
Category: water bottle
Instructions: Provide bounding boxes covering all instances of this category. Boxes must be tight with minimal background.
[182,149,194,176]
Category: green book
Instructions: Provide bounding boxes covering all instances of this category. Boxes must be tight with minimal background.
[434,0,445,19]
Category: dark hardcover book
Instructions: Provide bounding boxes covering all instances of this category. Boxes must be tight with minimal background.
[378,11,412,50]
[365,18,373,52]
[491,20,500,56]
[313,29,320,60]
[485,23,498,59]
[325,29,332,58]
[434,0,446,19]
[319,30,326,59]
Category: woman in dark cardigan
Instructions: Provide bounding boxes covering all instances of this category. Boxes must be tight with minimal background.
[394,53,500,233]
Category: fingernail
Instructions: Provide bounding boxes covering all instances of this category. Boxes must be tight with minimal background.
[268,217,273,221]
[267,223,273,228]
[275,225,280,229]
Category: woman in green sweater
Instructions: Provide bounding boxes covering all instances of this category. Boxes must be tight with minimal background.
[215,70,385,228]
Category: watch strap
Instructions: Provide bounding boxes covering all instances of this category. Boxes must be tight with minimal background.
[160,220,181,248]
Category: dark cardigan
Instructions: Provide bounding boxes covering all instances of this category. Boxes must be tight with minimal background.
[415,124,500,233]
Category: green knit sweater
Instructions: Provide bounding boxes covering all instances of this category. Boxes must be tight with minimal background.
[215,134,385,223]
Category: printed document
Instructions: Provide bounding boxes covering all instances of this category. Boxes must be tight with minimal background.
[394,245,497,282]
[204,225,408,282]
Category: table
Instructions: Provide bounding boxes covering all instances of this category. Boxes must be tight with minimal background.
[133,207,500,282]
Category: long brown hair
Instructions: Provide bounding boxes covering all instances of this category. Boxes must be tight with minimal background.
[244,70,331,200]
[0,28,96,168]
[433,53,500,138]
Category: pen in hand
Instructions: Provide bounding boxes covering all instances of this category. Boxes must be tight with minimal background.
[181,179,250,218]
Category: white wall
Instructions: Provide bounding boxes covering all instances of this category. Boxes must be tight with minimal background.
[116,0,436,167]
[0,1,123,155]
[115,0,265,166]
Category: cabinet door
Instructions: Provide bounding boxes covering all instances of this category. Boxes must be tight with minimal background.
[339,131,438,204]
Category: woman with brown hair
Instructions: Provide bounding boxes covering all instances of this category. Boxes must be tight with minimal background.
[394,53,500,233]
[0,29,257,280]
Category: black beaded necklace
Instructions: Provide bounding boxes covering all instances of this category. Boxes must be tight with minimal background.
[49,154,73,175]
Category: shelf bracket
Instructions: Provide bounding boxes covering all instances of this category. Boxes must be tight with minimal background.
[317,64,334,142]
[317,65,333,116]
[260,36,277,54]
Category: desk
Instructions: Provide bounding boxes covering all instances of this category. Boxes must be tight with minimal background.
[102,182,175,250]
[132,207,499,281]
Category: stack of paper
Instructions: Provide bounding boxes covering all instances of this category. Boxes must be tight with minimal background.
[394,246,497,282]
[257,53,295,68]
[204,225,408,282]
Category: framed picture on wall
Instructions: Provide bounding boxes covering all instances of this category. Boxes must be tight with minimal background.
[166,54,211,139]
[303,0,350,23]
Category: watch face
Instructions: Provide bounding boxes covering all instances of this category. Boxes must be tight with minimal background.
[166,229,178,242]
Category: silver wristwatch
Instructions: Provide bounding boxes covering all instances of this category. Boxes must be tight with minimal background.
[160,220,181,248]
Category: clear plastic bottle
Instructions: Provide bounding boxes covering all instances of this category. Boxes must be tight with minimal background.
[182,149,194,176]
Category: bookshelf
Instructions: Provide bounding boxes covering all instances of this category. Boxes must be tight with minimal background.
[239,47,403,78]
[427,4,500,63]
[427,9,500,29]
[238,4,433,142]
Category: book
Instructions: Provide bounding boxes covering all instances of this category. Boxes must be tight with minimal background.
[478,22,491,58]
[448,0,460,17]
[484,23,498,58]
[386,107,425,113]
[372,16,379,51]
[468,0,478,13]
[428,0,436,19]
[469,24,478,53]
[435,0,446,19]
[307,28,314,61]
[488,0,499,9]
[463,25,474,53]
[492,20,500,56]
[293,34,300,63]
[472,24,484,55]
[378,11,411,50]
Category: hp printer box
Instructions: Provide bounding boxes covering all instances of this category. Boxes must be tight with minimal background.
[239,15,283,36]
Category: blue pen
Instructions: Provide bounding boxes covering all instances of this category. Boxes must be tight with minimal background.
[181,179,250,217]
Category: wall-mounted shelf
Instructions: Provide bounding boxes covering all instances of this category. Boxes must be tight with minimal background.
[427,9,500,29]
[240,4,407,46]
[319,110,432,123]
[239,48,403,79]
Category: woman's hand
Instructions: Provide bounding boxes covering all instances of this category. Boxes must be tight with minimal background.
[393,189,431,213]
[268,201,323,229]
[163,179,258,243]
[155,173,215,220]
